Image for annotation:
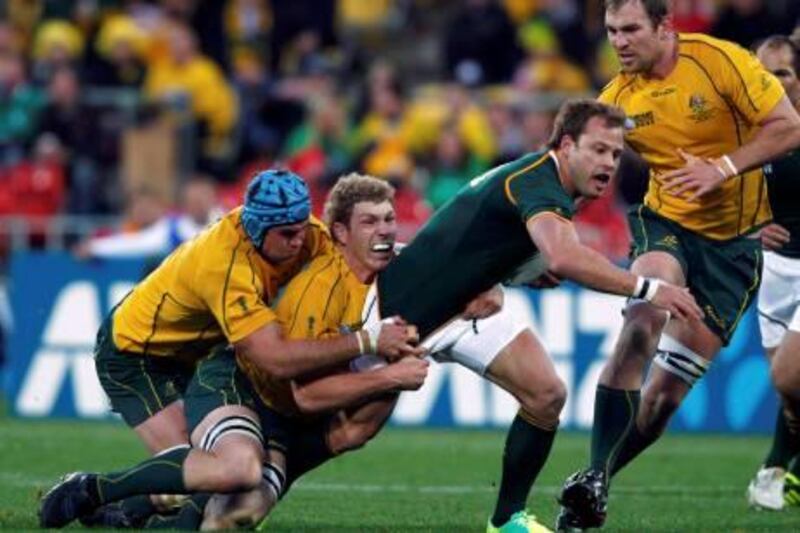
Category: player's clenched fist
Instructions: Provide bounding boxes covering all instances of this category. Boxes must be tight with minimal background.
[363,316,426,360]
[385,357,430,391]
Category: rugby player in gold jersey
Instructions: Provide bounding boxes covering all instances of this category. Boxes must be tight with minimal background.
[557,1,800,530]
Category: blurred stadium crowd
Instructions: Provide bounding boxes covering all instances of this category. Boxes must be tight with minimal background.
[0,0,798,268]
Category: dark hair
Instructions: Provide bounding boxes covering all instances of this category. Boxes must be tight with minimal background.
[758,35,800,76]
[604,0,670,28]
[546,99,626,150]
[323,173,395,243]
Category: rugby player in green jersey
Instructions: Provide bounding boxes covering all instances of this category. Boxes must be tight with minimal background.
[356,99,702,533]
[747,35,800,511]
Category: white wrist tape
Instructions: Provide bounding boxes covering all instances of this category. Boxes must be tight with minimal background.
[361,317,396,355]
[721,155,738,177]
[643,279,661,302]
[633,276,661,302]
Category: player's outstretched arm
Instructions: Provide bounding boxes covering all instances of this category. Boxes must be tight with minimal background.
[235,320,423,380]
[292,357,429,414]
[527,213,703,321]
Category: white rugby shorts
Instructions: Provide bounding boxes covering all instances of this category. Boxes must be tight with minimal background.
[354,285,529,376]
[757,251,800,349]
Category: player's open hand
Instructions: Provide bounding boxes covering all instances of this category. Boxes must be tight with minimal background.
[461,285,504,320]
[751,223,791,251]
[649,281,704,322]
[385,356,429,391]
[375,316,426,360]
[661,149,728,201]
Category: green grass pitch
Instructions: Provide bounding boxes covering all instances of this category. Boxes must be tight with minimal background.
[1,417,798,531]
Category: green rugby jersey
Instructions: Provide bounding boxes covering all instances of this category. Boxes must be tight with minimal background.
[378,150,575,337]
[765,149,800,258]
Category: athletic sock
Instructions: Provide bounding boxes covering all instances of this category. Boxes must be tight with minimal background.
[117,495,158,525]
[765,406,797,469]
[608,425,655,477]
[283,428,334,493]
[490,412,557,527]
[144,493,210,530]
[92,447,191,505]
[590,385,640,476]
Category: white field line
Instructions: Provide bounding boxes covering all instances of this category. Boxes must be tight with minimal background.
[1,472,745,499]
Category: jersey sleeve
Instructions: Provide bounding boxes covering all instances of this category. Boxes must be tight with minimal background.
[198,243,277,344]
[711,40,785,125]
[275,256,344,341]
[506,172,575,223]
[597,77,622,106]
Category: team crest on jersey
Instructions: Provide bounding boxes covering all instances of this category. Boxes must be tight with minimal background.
[688,94,714,122]
[655,235,679,250]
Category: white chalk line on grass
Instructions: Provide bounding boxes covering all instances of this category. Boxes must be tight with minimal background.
[282,481,744,497]
[0,472,745,500]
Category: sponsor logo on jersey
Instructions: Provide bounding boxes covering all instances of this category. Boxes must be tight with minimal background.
[627,111,655,129]
[650,87,676,98]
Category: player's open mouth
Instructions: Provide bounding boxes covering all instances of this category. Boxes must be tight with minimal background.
[371,242,393,253]
[594,173,611,184]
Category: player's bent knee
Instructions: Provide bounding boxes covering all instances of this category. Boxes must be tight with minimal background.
[621,304,666,353]
[517,378,566,424]
[214,447,263,492]
[770,362,800,398]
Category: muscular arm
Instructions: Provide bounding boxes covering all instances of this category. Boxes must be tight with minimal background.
[527,213,637,297]
[292,368,397,414]
[729,96,800,173]
[235,323,362,380]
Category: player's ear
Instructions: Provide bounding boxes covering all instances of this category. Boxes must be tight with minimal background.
[332,221,348,244]
[560,134,576,152]
[657,14,674,40]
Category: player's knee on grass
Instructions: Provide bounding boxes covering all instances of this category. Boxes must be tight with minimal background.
[206,441,264,493]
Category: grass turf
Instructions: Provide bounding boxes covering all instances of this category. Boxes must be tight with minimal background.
[1,417,796,531]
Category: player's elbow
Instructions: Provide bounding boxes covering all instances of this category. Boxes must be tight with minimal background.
[253,351,299,380]
[544,250,569,278]
[264,359,299,381]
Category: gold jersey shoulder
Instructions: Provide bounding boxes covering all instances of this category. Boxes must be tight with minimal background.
[599,33,784,239]
[112,208,331,359]
[239,248,369,416]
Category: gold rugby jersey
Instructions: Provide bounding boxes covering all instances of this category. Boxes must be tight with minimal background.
[112,208,331,359]
[238,249,369,415]
[599,33,785,239]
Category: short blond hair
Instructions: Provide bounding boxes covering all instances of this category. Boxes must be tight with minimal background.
[323,173,395,241]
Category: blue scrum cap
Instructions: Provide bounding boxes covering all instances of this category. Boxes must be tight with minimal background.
[241,169,311,249]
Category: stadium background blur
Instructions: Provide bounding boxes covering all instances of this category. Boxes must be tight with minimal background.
[2,1,800,531]
[1,0,798,421]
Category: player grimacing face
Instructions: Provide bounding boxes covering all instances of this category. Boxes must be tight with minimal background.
[261,220,308,264]
[564,116,624,199]
[756,44,800,105]
[337,200,397,281]
[605,1,670,74]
